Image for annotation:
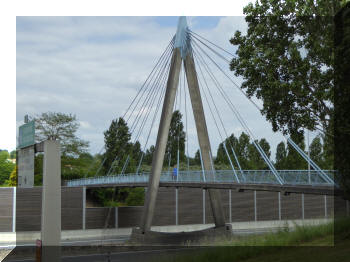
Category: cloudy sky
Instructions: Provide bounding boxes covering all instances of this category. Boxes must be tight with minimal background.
[15,16,293,158]
[15,15,317,159]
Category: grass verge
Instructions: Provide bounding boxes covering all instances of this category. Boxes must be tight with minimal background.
[159,218,350,262]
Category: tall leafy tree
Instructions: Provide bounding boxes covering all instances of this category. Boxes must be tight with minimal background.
[165,110,186,167]
[103,117,132,174]
[285,133,307,169]
[0,150,15,185]
[9,150,16,159]
[309,136,323,167]
[230,0,341,135]
[236,132,251,169]
[33,112,89,157]
[216,133,240,166]
[275,141,288,169]
[248,138,271,170]
[334,3,350,198]
[144,145,155,166]
[194,149,201,166]
[7,166,17,186]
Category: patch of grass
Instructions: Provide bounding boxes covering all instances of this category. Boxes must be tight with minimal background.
[159,218,350,262]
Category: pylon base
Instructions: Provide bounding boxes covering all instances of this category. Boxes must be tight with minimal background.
[129,224,232,245]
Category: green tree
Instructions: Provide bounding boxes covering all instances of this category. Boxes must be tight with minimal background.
[9,150,16,159]
[7,166,17,186]
[215,143,227,165]
[125,188,145,206]
[334,3,350,198]
[194,149,201,166]
[230,0,341,135]
[33,112,89,157]
[165,110,186,166]
[248,138,271,170]
[285,133,307,169]
[275,141,288,169]
[144,145,155,166]
[309,136,323,167]
[34,154,43,186]
[236,132,251,169]
[0,150,15,185]
[215,133,240,167]
[103,117,132,175]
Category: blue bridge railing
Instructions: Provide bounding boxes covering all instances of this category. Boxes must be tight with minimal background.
[66,170,335,187]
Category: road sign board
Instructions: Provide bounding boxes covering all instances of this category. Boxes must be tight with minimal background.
[19,120,35,149]
[18,146,34,188]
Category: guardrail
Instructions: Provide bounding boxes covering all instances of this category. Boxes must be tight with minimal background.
[66,170,336,187]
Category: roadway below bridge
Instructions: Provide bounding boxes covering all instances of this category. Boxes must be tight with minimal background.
[2,218,333,262]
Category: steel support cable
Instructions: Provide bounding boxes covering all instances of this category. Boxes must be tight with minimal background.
[189,31,334,181]
[123,52,173,175]
[193,48,244,177]
[176,67,182,181]
[135,60,171,174]
[83,146,105,178]
[183,63,190,172]
[102,38,174,234]
[138,58,171,147]
[190,34,231,64]
[194,52,240,183]
[125,40,174,130]
[190,40,249,178]
[129,42,174,134]
[192,34,281,182]
[92,39,174,178]
[133,48,173,142]
[193,44,280,182]
[125,37,175,123]
[287,138,334,184]
[129,44,174,134]
[191,32,333,140]
[106,154,120,176]
[188,29,237,58]
[191,39,262,112]
[192,43,270,160]
[192,44,283,184]
[136,75,168,174]
[104,59,171,231]
[131,47,173,136]
[192,40,334,185]
[116,47,174,176]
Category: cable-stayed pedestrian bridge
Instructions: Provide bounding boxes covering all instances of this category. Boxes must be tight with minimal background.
[68,17,339,242]
[65,169,336,195]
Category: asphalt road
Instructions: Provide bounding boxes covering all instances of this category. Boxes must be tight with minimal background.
[2,227,290,262]
[4,247,203,262]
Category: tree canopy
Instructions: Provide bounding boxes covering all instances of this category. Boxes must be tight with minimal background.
[230,0,342,135]
[103,117,132,174]
[0,150,15,185]
[215,132,271,170]
[33,112,89,157]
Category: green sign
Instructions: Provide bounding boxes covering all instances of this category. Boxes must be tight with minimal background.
[19,121,35,148]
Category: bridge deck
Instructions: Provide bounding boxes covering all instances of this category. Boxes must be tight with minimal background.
[65,170,337,195]
[66,181,336,195]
